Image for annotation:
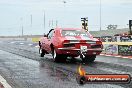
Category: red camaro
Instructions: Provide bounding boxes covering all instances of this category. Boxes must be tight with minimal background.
[39,28,103,63]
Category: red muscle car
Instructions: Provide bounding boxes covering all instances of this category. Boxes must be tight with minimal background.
[39,28,103,63]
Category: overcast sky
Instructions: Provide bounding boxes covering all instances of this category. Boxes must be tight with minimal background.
[0,0,132,36]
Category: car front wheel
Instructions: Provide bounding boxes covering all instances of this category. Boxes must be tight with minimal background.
[40,49,45,57]
[52,49,66,62]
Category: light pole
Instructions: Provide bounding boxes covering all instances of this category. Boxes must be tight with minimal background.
[56,20,58,27]
[100,0,102,31]
[20,17,23,36]
[52,20,53,28]
[31,14,32,27]
[63,0,66,7]
[43,11,45,31]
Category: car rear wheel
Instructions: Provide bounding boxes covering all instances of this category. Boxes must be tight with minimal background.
[82,55,96,63]
[52,49,66,62]
[52,49,60,62]
[60,55,67,62]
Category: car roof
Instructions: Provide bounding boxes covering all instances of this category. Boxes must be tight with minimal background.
[55,28,83,31]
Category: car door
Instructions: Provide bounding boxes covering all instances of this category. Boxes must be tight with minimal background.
[45,29,54,53]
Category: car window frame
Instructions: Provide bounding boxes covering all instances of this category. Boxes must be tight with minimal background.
[47,29,54,39]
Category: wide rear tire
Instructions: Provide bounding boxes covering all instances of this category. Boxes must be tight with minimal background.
[52,49,66,62]
[82,55,96,63]
[52,49,60,62]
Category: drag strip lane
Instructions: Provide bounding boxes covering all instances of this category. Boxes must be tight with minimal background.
[96,55,132,67]
[0,50,122,88]
[0,41,132,88]
[0,50,82,88]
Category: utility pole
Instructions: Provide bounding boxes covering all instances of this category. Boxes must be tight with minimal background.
[100,0,102,31]
[22,26,23,36]
[43,11,45,30]
[63,1,66,7]
[56,20,58,27]
[20,17,24,36]
[49,20,51,27]
[31,14,32,27]
[52,20,53,28]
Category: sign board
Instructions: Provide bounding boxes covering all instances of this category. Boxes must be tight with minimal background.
[103,44,118,54]
[118,45,132,56]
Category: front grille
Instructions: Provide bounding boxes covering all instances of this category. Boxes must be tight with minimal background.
[91,45,101,48]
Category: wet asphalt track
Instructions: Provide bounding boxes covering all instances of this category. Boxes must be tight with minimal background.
[0,40,132,88]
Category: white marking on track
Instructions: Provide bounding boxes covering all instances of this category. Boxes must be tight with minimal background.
[35,45,39,48]
[105,55,112,56]
[114,56,121,58]
[122,57,129,59]
[100,54,105,55]
[0,75,12,88]
[28,44,33,46]
[99,67,131,74]
[10,42,15,44]
[19,43,24,45]
[100,54,132,59]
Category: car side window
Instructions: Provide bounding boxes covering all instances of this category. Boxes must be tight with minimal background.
[47,29,54,39]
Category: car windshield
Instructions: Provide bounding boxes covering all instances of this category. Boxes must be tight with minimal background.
[62,30,88,37]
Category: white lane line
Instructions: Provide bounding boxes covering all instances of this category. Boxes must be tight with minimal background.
[10,42,15,44]
[19,43,24,45]
[0,75,12,88]
[35,45,39,48]
[99,67,131,74]
[100,54,105,55]
[100,54,132,59]
[114,56,121,58]
[28,44,33,46]
[105,55,112,56]
[122,57,129,59]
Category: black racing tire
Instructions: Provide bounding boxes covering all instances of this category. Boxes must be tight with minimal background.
[70,57,76,62]
[52,49,60,62]
[52,49,66,62]
[82,55,96,63]
[59,55,67,62]
[40,49,45,57]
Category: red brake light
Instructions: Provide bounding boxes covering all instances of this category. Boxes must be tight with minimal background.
[63,40,70,44]
[96,41,102,45]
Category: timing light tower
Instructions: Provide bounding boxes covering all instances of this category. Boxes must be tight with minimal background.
[81,17,88,31]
